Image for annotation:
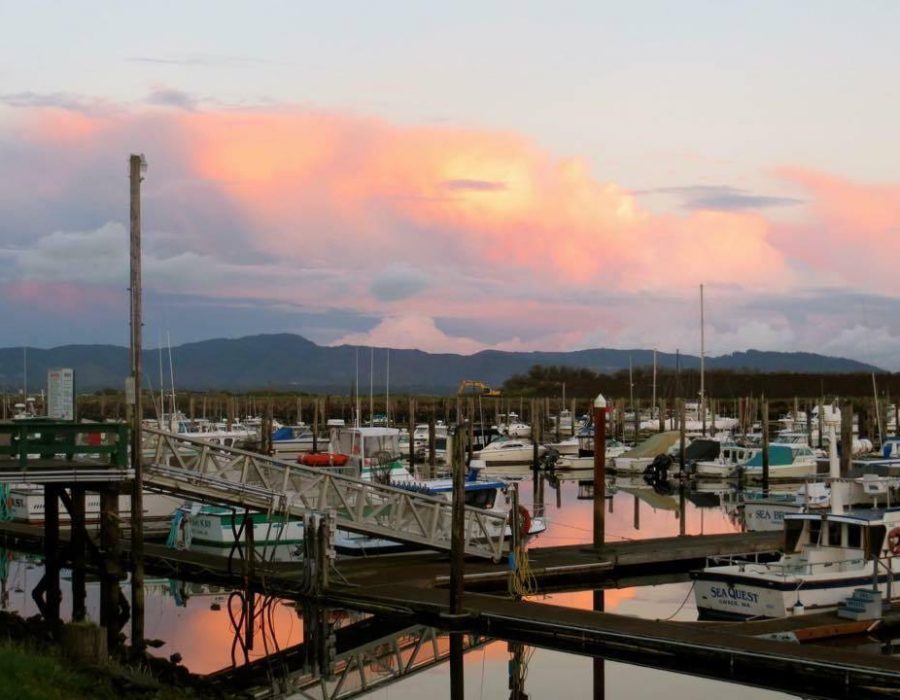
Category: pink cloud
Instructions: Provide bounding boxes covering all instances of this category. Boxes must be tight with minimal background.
[4,102,900,358]
[773,167,900,292]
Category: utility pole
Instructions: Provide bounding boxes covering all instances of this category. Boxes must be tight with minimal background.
[129,153,146,655]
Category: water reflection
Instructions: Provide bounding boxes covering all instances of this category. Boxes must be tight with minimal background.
[0,476,883,699]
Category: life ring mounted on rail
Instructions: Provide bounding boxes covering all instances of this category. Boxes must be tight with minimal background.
[887,527,900,556]
[517,505,532,540]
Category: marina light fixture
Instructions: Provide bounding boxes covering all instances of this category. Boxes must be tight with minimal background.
[594,393,607,409]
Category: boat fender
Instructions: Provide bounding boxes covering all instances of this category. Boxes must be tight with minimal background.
[517,505,532,539]
[888,527,900,556]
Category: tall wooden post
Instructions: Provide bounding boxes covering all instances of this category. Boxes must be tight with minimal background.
[70,486,87,622]
[449,421,467,700]
[761,399,770,494]
[593,394,607,549]
[99,485,121,652]
[408,398,416,469]
[428,414,436,478]
[128,153,145,655]
[311,398,319,452]
[43,486,61,634]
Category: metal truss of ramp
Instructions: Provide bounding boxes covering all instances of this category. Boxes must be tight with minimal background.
[213,621,485,700]
[142,428,509,560]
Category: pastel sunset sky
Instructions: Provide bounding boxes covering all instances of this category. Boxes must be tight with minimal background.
[2,3,899,366]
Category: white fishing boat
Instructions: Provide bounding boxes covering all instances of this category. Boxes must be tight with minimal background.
[693,431,900,619]
[472,438,545,466]
[737,443,819,481]
[4,484,180,525]
[555,440,629,470]
[694,443,759,479]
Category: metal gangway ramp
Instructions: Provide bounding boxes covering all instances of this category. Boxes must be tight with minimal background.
[141,428,509,560]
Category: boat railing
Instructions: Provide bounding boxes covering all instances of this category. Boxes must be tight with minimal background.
[706,552,868,578]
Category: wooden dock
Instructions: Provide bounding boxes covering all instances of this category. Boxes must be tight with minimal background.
[326,582,900,699]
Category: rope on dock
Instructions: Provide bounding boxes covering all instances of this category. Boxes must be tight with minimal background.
[660,581,695,621]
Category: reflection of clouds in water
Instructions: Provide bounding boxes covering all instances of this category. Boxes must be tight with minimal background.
[518,478,740,547]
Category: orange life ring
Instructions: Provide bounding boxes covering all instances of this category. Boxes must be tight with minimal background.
[517,505,532,539]
[888,527,900,556]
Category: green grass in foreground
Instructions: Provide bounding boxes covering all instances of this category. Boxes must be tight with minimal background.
[0,642,203,700]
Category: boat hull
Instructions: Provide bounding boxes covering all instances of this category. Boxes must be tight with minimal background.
[692,564,899,619]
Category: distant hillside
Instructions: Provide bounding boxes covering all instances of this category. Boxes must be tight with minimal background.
[0,333,881,394]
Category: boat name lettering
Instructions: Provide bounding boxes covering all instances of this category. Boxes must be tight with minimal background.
[710,586,759,604]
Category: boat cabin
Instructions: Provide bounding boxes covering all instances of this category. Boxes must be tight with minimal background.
[783,509,900,562]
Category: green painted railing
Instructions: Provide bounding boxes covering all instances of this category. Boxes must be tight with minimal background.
[0,420,129,470]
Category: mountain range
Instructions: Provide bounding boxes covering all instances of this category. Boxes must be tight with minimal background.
[0,333,882,394]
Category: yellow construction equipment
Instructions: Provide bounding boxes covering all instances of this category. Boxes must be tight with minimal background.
[457,380,501,397]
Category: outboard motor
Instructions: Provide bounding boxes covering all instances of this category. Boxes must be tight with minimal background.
[642,453,673,485]
[541,447,561,471]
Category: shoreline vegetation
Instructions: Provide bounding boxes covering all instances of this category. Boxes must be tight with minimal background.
[0,612,233,700]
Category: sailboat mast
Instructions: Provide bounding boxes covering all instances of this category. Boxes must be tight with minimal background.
[167,331,176,428]
[629,356,634,410]
[369,346,374,427]
[158,334,165,429]
[652,348,657,415]
[872,372,883,447]
[386,349,390,426]
[700,283,706,433]
[355,347,360,428]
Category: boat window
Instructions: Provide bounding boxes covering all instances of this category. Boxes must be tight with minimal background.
[847,524,862,549]
[464,489,496,509]
[867,525,886,558]
[784,519,804,551]
[827,521,842,546]
[807,519,822,546]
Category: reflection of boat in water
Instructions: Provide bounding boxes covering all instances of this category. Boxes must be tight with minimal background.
[693,431,900,619]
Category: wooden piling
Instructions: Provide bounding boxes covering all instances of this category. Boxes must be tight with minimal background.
[762,399,770,494]
[593,396,607,549]
[70,486,87,622]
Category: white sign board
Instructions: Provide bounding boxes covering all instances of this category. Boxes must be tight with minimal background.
[47,368,75,420]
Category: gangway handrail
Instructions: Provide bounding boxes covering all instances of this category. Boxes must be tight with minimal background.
[141,428,509,560]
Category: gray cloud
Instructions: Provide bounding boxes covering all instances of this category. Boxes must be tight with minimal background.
[641,185,802,211]
[370,265,430,302]
[127,54,282,68]
[145,88,198,110]
[0,91,109,113]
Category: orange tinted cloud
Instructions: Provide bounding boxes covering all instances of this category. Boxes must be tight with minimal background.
[164,107,793,291]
